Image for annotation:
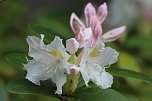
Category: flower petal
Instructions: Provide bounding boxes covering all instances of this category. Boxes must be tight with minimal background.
[48,36,69,60]
[70,13,85,33]
[76,27,93,48]
[97,3,108,24]
[26,34,49,60]
[92,47,119,66]
[97,70,113,89]
[24,59,52,85]
[51,66,67,94]
[102,26,126,42]
[80,60,104,86]
[84,3,96,26]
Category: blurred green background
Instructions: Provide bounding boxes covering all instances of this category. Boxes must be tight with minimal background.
[0,0,152,101]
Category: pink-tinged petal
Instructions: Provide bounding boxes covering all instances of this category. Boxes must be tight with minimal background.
[76,27,93,48]
[102,26,126,42]
[89,16,98,29]
[76,28,85,48]
[94,21,102,38]
[70,13,85,33]
[84,3,96,26]
[66,38,79,54]
[70,65,80,77]
[97,3,108,24]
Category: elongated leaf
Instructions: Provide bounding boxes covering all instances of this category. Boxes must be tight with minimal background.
[124,36,152,50]
[28,23,56,43]
[0,1,26,35]
[7,79,59,99]
[108,68,152,84]
[4,53,26,70]
[0,60,17,77]
[74,87,127,101]
[37,17,73,39]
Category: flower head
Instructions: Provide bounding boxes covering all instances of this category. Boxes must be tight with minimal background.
[24,2,126,95]
[24,35,71,94]
[79,38,118,88]
[70,2,126,47]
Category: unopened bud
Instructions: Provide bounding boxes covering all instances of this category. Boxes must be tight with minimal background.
[66,38,79,54]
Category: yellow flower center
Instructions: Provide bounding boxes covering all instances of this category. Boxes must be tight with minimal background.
[89,48,101,58]
[49,49,64,60]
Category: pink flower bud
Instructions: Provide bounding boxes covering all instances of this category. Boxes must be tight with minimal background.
[70,65,80,76]
[89,16,102,36]
[66,38,79,54]
[84,3,96,26]
[97,3,108,24]
[70,13,85,34]
[102,26,126,42]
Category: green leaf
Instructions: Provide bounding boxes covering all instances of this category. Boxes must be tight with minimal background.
[0,1,26,35]
[118,52,142,87]
[27,24,56,43]
[74,87,127,101]
[0,37,27,53]
[0,60,17,77]
[37,17,73,39]
[108,68,152,84]
[4,53,26,70]
[118,52,140,72]
[7,79,60,99]
[124,36,152,50]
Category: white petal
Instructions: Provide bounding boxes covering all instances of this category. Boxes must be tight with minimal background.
[48,36,68,58]
[51,66,67,94]
[24,59,52,85]
[80,61,104,86]
[75,27,93,48]
[97,71,113,89]
[91,47,119,66]
[26,35,50,60]
[80,63,90,86]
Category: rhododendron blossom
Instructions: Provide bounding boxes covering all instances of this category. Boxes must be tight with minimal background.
[24,2,126,95]
[70,3,126,47]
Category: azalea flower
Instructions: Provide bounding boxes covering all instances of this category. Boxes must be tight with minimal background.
[79,38,119,88]
[70,2,126,47]
[24,35,71,94]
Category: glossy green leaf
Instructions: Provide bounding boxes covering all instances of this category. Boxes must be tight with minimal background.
[108,68,152,84]
[74,87,127,101]
[7,79,59,99]
[4,53,26,70]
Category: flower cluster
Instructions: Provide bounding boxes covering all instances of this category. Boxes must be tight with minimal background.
[24,2,125,95]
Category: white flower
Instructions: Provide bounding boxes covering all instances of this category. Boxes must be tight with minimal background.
[24,34,71,94]
[79,38,119,89]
